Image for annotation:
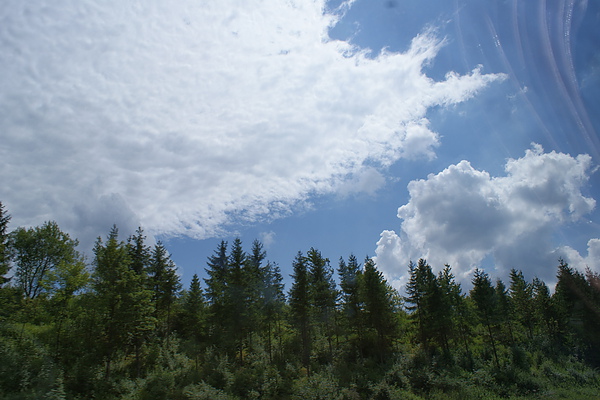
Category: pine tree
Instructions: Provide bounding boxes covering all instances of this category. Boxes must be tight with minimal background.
[583,267,600,365]
[261,261,285,363]
[361,257,397,362]
[531,277,555,338]
[404,259,436,351]
[204,240,228,344]
[553,259,586,346]
[181,273,206,340]
[553,259,599,362]
[495,279,515,345]
[432,265,460,354]
[338,254,363,342]
[227,238,247,362]
[470,268,500,368]
[243,239,267,347]
[92,226,155,380]
[180,273,207,372]
[508,269,534,340]
[148,242,181,338]
[289,251,311,374]
[0,202,11,287]
[127,227,150,275]
[306,247,337,361]
[125,228,156,377]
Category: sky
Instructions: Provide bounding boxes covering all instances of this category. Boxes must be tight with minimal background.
[1,0,599,291]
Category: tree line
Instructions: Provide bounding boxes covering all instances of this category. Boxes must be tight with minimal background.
[0,201,599,399]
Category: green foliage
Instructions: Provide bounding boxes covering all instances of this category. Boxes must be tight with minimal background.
[0,324,64,400]
[1,209,599,399]
[92,226,156,381]
[289,251,311,372]
[10,221,85,299]
[0,201,12,287]
[184,382,237,400]
[291,370,340,400]
[148,241,181,337]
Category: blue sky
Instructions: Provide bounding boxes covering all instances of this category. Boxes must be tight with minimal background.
[1,0,599,290]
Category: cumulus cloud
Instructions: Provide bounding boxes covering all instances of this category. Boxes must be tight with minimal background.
[0,0,502,242]
[259,231,277,249]
[560,239,600,274]
[375,144,597,286]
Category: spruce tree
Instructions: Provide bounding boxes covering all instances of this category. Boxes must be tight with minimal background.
[338,254,363,342]
[127,227,150,275]
[361,257,396,362]
[243,239,266,347]
[124,228,156,377]
[470,268,500,368]
[289,251,311,374]
[404,259,436,351]
[204,240,228,346]
[508,269,534,340]
[92,226,155,380]
[531,277,555,338]
[0,202,11,287]
[306,247,337,361]
[261,261,285,363]
[180,273,207,372]
[432,265,460,354]
[148,242,181,338]
[181,273,206,341]
[494,279,515,345]
[227,238,247,362]
[553,259,599,362]
[553,259,586,346]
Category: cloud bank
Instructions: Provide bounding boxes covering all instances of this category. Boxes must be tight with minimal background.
[375,144,597,287]
[0,0,503,242]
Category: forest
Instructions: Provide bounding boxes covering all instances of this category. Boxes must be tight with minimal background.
[0,201,599,399]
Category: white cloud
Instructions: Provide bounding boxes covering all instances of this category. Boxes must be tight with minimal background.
[259,231,277,249]
[0,0,503,242]
[560,239,600,274]
[375,144,597,286]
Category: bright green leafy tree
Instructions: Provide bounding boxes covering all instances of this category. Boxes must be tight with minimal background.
[10,221,84,300]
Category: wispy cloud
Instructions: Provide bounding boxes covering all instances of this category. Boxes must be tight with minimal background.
[375,144,597,286]
[0,0,502,244]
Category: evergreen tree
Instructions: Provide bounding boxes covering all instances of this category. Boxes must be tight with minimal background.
[470,268,500,368]
[531,277,555,338]
[181,273,206,340]
[553,259,600,363]
[494,279,515,345]
[553,259,586,346]
[92,226,155,380]
[261,261,285,363]
[361,257,397,362]
[306,247,337,361]
[204,240,228,344]
[148,242,181,338]
[338,254,363,342]
[508,269,534,340]
[289,251,311,374]
[431,265,459,354]
[404,259,436,351]
[126,228,156,376]
[0,202,11,287]
[227,238,247,362]
[243,239,267,346]
[583,267,600,365]
[179,273,207,373]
